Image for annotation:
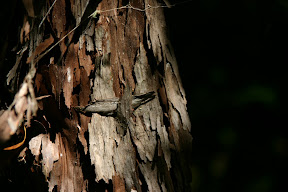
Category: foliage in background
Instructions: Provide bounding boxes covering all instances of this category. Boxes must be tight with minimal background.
[167,0,287,191]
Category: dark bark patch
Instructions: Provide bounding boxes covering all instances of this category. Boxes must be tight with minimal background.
[26,35,54,64]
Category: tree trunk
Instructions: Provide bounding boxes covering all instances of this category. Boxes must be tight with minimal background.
[0,0,192,191]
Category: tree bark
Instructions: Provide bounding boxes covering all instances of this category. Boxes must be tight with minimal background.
[1,0,192,191]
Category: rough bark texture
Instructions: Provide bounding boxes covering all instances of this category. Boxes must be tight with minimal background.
[1,0,192,191]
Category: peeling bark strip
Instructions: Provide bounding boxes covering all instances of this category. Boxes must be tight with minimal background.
[1,0,192,191]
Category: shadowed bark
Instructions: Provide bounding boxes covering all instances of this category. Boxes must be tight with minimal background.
[0,0,192,191]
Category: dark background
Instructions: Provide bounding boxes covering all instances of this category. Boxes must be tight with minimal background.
[166,0,287,191]
[1,0,287,192]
